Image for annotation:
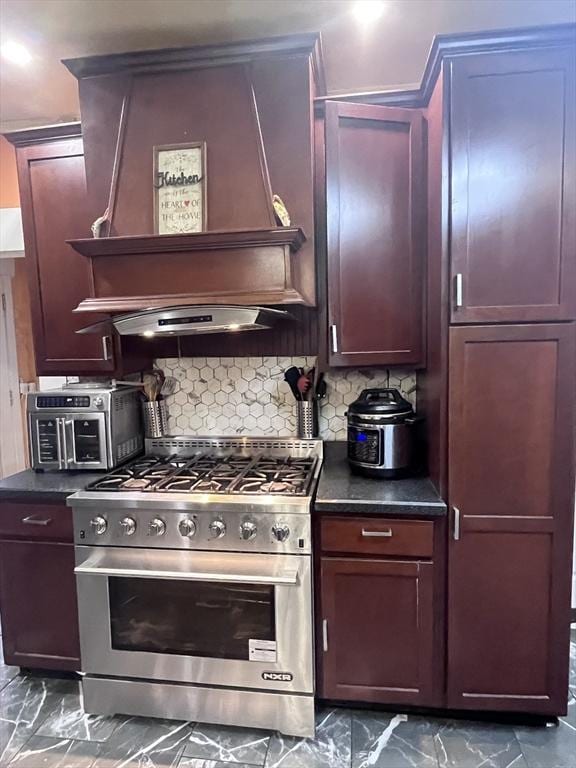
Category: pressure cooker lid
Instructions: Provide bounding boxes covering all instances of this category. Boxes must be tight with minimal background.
[348,388,413,417]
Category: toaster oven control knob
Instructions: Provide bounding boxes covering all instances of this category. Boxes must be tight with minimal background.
[93,396,104,409]
[178,518,197,538]
[240,521,257,541]
[119,516,136,536]
[208,519,226,539]
[148,517,166,537]
[90,516,107,535]
[272,523,290,543]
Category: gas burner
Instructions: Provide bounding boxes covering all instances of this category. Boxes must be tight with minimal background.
[123,477,152,490]
[261,480,293,494]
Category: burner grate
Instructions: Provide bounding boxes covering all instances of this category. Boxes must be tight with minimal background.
[86,451,317,496]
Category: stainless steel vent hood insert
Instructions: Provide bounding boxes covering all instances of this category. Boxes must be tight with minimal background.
[77,306,293,337]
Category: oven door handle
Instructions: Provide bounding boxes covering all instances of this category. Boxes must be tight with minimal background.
[74,563,299,586]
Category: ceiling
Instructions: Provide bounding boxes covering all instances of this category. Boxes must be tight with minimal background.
[0,0,574,131]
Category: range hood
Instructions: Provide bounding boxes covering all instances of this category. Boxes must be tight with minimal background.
[77,305,293,338]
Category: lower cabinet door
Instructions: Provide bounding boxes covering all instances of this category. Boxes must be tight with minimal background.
[320,557,436,705]
[446,324,576,715]
[447,524,564,715]
[0,540,81,670]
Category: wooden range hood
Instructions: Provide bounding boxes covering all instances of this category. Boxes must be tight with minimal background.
[65,35,325,313]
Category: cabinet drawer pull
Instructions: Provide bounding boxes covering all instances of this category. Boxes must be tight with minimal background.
[361,528,393,538]
[330,324,338,354]
[102,335,112,361]
[454,273,464,308]
[322,619,328,652]
[22,515,52,526]
[453,507,461,541]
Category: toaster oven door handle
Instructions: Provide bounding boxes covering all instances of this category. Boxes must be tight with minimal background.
[74,563,299,586]
[361,528,393,538]
[57,417,71,470]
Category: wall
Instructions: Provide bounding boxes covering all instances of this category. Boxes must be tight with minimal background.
[0,136,35,383]
[156,356,417,440]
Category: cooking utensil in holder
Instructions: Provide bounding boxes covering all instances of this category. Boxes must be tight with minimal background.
[142,400,168,438]
[296,400,318,439]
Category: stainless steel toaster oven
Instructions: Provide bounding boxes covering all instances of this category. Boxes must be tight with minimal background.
[28,385,143,471]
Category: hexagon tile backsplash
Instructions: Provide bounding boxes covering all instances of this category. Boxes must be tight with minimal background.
[155,357,417,441]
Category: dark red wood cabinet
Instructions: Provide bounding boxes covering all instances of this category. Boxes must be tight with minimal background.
[325,102,426,367]
[318,517,439,707]
[449,46,576,324]
[7,125,151,376]
[12,129,116,375]
[446,323,576,714]
[0,501,81,671]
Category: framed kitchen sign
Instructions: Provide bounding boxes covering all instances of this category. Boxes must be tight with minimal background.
[153,142,207,234]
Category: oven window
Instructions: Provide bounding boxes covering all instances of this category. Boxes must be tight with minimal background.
[108,577,275,659]
[73,419,101,462]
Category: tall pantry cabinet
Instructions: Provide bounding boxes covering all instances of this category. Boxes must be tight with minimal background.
[426,29,576,715]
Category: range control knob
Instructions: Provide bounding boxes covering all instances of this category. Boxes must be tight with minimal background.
[178,518,197,538]
[148,517,166,537]
[239,521,257,541]
[89,516,107,535]
[93,396,104,409]
[119,517,136,536]
[208,519,226,540]
[272,523,290,543]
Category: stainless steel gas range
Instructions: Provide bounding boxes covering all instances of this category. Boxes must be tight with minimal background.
[68,436,323,738]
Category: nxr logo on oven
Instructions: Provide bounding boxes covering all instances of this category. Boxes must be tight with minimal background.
[262,671,293,682]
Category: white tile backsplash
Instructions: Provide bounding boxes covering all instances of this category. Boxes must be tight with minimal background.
[156,357,417,440]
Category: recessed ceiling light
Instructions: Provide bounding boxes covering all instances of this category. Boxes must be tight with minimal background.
[352,0,386,23]
[1,40,33,66]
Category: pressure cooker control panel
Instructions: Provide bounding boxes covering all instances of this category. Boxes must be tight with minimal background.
[348,427,379,465]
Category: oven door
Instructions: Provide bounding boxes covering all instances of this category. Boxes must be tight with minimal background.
[29,414,65,469]
[75,546,313,694]
[63,414,109,470]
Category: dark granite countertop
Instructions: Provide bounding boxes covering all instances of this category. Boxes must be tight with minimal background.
[315,442,446,516]
[0,469,105,502]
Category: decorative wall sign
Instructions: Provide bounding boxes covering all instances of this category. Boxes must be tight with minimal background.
[153,142,206,235]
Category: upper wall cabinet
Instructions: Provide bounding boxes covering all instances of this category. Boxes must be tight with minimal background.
[325,102,425,367]
[63,37,324,312]
[6,126,151,376]
[449,46,576,323]
[11,129,116,375]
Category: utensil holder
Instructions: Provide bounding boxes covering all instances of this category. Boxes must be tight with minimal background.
[142,400,168,438]
[296,401,318,439]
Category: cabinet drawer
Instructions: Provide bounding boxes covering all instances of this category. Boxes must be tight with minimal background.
[320,517,434,558]
[0,502,73,542]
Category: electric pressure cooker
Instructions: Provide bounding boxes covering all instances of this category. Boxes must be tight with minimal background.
[347,388,422,478]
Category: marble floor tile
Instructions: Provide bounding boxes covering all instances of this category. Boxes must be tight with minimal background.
[182,723,269,765]
[265,707,351,768]
[178,760,265,768]
[352,711,439,768]
[0,675,68,765]
[7,735,102,767]
[0,644,19,692]
[35,690,123,743]
[515,695,576,768]
[92,716,193,768]
[434,721,526,768]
